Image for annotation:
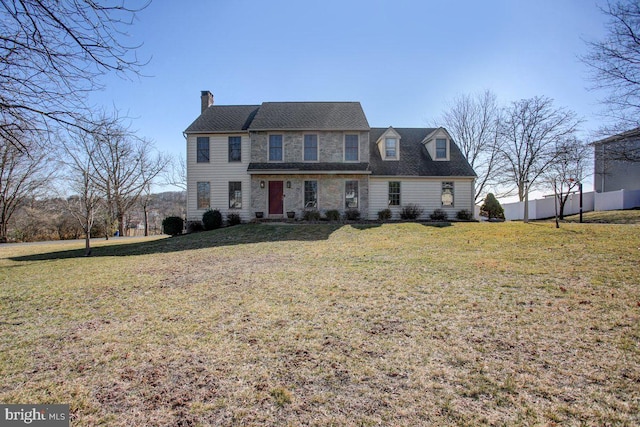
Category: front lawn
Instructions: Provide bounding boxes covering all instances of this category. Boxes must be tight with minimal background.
[1,222,638,426]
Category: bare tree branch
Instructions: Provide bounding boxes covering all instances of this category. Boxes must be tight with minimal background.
[87,112,169,237]
[439,90,506,202]
[582,0,640,134]
[0,0,150,152]
[0,133,55,241]
[498,96,582,201]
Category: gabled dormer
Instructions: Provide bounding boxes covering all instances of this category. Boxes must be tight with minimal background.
[376,126,401,161]
[422,127,452,161]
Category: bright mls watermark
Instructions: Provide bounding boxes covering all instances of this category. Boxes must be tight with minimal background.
[0,405,69,426]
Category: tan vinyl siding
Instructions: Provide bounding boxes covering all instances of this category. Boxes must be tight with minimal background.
[186,133,252,222]
[369,177,474,220]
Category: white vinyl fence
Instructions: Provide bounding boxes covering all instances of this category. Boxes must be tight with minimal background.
[502,189,640,221]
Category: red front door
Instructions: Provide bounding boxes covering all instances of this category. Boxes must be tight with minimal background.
[268,181,284,215]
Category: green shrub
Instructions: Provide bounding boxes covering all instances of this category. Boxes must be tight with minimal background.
[325,209,341,221]
[187,221,203,233]
[378,208,392,221]
[303,209,321,221]
[430,208,448,221]
[400,204,424,220]
[344,209,361,221]
[227,213,241,226]
[203,209,223,230]
[456,209,474,221]
[162,216,184,236]
[480,193,505,220]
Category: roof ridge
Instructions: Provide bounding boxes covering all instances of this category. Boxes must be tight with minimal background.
[260,101,361,104]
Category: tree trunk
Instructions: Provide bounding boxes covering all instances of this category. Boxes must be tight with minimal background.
[118,212,125,237]
[143,206,149,237]
[84,218,92,256]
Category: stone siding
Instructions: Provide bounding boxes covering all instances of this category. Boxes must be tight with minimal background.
[250,131,369,163]
[250,174,369,219]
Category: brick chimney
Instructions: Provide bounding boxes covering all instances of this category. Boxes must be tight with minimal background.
[201,90,214,113]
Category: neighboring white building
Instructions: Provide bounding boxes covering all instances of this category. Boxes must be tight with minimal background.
[184,91,477,222]
[593,128,640,193]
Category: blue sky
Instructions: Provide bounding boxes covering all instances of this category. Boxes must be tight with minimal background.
[88,0,610,189]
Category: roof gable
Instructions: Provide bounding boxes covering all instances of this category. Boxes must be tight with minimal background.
[248,102,370,131]
[185,105,260,133]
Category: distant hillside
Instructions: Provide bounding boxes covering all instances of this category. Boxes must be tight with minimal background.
[8,191,186,242]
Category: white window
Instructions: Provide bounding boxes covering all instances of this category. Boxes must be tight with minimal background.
[385,138,397,159]
[345,180,358,208]
[197,182,210,209]
[229,182,242,209]
[304,180,318,208]
[304,134,318,161]
[197,137,209,163]
[436,138,447,159]
[389,181,400,206]
[269,134,283,161]
[345,134,359,161]
[441,182,454,206]
[228,136,241,162]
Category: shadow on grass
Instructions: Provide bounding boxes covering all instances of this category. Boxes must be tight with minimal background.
[8,223,349,261]
[10,222,454,262]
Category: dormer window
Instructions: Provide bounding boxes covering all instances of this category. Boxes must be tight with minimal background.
[436,139,447,159]
[422,128,452,161]
[377,127,401,160]
[385,138,397,158]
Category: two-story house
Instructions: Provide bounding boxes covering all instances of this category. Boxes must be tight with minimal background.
[184,91,476,222]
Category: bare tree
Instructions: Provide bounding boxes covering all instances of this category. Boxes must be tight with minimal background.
[0,137,54,242]
[0,0,149,151]
[61,131,103,255]
[582,0,640,135]
[88,114,169,237]
[545,138,592,220]
[161,152,187,191]
[439,90,504,202]
[498,96,582,201]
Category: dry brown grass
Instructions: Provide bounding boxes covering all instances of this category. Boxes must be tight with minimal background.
[0,222,639,426]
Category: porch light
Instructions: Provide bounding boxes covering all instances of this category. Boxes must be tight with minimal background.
[260,180,265,189]
[286,181,291,188]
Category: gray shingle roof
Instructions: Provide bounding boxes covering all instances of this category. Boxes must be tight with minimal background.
[591,127,640,145]
[247,162,370,173]
[369,128,477,177]
[248,102,370,131]
[184,105,260,133]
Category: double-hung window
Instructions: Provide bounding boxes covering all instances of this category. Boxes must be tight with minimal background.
[344,134,359,161]
[385,138,397,159]
[441,182,454,206]
[229,182,242,209]
[269,134,283,161]
[303,134,318,161]
[389,181,400,206]
[197,182,210,209]
[197,137,210,163]
[304,180,318,208]
[436,138,447,159]
[345,180,358,208]
[228,136,241,162]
